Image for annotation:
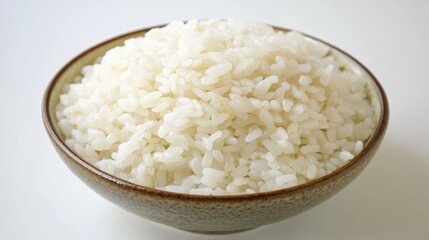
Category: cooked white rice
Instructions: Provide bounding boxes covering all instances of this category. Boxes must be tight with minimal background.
[56,19,377,195]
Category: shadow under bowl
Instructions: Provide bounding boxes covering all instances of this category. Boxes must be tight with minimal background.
[42,24,389,234]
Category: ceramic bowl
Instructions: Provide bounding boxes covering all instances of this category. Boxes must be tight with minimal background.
[42,24,389,234]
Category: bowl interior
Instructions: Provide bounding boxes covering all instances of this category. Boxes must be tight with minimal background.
[44,25,387,198]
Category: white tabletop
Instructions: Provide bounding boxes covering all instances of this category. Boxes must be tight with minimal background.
[1,0,428,239]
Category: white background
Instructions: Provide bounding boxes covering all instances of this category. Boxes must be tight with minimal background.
[1,0,428,239]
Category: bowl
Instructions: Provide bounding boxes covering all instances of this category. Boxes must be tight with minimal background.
[42,24,389,234]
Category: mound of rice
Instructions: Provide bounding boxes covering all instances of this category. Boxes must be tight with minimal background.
[56,19,377,195]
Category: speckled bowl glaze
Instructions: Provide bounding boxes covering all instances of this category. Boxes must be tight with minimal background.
[42,24,389,234]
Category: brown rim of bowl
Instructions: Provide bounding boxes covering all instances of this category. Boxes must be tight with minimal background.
[42,23,389,201]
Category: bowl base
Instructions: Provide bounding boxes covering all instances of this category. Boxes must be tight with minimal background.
[178,227,256,235]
